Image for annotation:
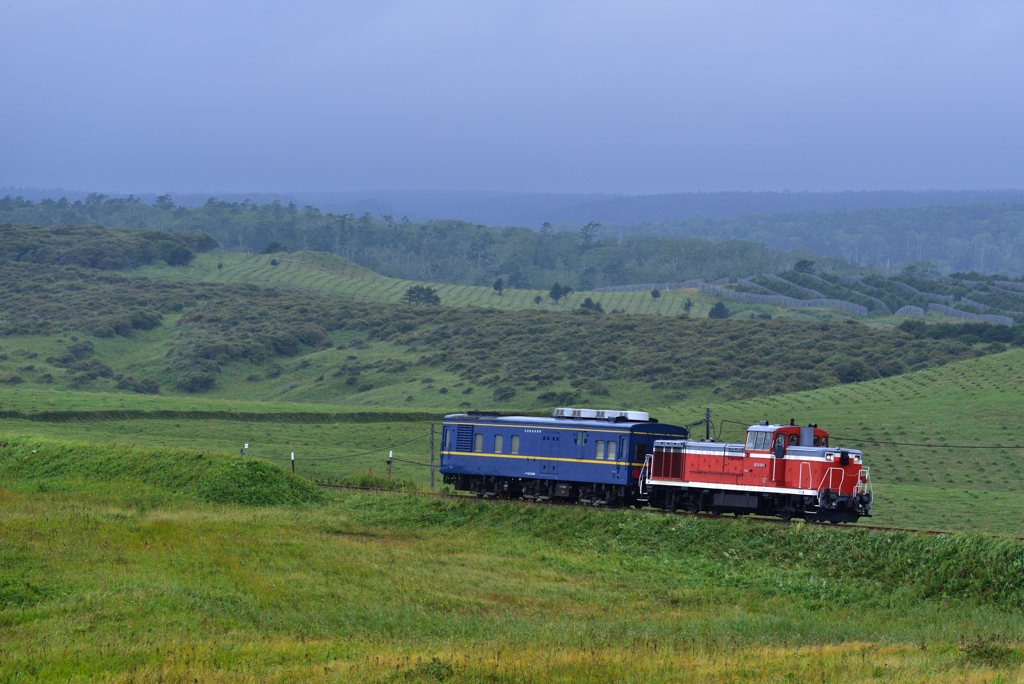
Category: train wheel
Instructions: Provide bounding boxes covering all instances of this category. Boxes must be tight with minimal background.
[710,507,721,516]
[687,502,700,514]
[779,511,792,521]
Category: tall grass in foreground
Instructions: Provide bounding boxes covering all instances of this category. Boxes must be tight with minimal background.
[2,437,1024,681]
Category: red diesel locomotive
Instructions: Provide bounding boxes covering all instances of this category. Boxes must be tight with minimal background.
[641,420,872,523]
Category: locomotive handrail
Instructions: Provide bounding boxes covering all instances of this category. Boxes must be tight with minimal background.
[816,467,845,495]
[638,452,653,497]
[798,462,812,490]
[855,467,872,502]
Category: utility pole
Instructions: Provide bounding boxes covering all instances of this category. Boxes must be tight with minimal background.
[430,424,435,491]
[705,408,711,442]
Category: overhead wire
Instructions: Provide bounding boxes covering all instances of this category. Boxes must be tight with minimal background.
[388,457,433,467]
[718,418,1023,449]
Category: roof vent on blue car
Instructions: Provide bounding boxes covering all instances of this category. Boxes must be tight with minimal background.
[551,408,651,422]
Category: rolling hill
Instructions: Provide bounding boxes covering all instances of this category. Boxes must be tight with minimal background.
[2,346,1023,535]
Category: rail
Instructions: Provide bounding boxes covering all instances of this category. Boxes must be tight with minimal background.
[312,483,1019,539]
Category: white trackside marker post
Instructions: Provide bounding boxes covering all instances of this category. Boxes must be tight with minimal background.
[388,451,393,477]
[291,452,295,474]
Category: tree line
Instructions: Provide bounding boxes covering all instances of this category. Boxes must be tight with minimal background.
[0,194,810,290]
[599,202,1024,276]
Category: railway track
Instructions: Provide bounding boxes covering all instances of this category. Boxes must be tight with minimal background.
[314,482,987,538]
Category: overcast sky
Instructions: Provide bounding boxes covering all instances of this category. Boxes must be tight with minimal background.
[2,0,1022,194]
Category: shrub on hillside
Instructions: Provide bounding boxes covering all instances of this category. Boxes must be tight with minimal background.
[116,376,160,394]
[178,371,216,393]
[0,224,215,270]
[708,302,730,319]
[493,386,516,401]
[130,311,162,330]
[401,285,441,306]
[834,360,874,384]
[0,254,1003,397]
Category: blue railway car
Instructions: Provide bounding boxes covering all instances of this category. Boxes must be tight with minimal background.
[440,408,689,506]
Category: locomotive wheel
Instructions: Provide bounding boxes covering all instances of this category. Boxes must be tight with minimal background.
[687,502,700,514]
[779,511,792,521]
[710,507,721,516]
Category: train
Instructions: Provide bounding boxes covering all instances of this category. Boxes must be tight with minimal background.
[439,407,872,523]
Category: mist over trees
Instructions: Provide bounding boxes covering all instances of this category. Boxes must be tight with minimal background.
[4,194,1024,287]
[600,202,1024,276]
[0,194,800,290]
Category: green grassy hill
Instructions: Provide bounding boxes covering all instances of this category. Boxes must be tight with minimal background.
[142,250,1008,326]
[2,437,1023,681]
[663,348,1024,536]
[2,347,1023,535]
[2,246,1008,410]
[140,250,749,318]
[2,223,1022,537]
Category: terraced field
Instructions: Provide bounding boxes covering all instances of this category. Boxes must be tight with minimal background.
[140,251,992,330]
[137,252,873,321]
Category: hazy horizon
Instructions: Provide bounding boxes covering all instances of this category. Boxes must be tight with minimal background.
[3,1,1023,194]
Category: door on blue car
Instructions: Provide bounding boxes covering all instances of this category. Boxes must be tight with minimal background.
[541,430,559,475]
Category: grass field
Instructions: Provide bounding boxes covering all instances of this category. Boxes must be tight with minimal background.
[2,437,1024,682]
[2,347,1024,536]
[671,348,1024,536]
[138,251,733,317]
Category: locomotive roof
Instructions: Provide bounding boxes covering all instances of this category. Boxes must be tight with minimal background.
[747,423,828,432]
[442,413,670,429]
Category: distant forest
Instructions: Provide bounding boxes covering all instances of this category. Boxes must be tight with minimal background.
[0,194,813,290]
[600,203,1024,276]
[4,194,1024,287]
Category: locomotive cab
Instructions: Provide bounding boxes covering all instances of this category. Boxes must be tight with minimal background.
[745,422,830,457]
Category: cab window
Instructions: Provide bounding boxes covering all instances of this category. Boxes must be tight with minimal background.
[755,432,767,451]
[595,440,605,459]
[775,435,785,451]
[813,435,820,447]
[821,436,828,447]
[494,435,503,453]
[474,433,483,452]
[510,435,520,454]
[746,432,757,449]
[788,434,799,446]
